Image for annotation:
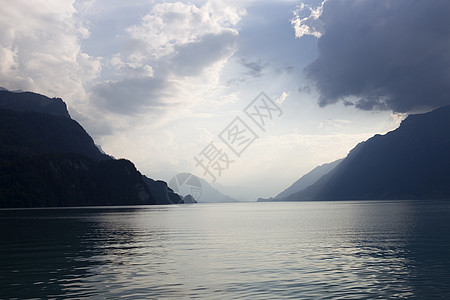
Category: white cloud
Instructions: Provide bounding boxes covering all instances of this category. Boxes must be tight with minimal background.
[291,1,326,38]
[276,91,290,105]
[126,2,241,60]
[0,0,101,103]
[390,112,407,128]
[0,46,17,74]
[91,1,245,117]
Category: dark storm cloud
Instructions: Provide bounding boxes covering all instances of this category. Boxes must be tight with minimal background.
[304,0,450,113]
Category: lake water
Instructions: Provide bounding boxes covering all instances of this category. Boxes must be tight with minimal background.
[1,201,450,299]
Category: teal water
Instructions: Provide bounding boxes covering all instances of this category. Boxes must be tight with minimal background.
[1,201,450,299]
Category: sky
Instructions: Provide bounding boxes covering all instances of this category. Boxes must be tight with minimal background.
[1,0,450,200]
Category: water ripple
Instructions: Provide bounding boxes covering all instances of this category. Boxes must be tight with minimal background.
[1,201,450,298]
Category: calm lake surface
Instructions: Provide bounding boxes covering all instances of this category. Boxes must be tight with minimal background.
[1,201,450,299]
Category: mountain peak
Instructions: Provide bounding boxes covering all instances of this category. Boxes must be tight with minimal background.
[0,89,70,118]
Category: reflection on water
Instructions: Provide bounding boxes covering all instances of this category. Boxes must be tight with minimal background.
[1,201,450,299]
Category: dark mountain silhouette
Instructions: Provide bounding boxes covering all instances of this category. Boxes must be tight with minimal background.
[142,176,183,205]
[0,89,70,118]
[182,194,198,203]
[0,89,183,207]
[0,107,107,161]
[284,106,450,201]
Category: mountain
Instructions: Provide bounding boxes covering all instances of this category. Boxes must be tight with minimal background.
[276,159,343,200]
[182,194,197,204]
[257,159,342,202]
[210,182,255,202]
[284,106,450,201]
[0,89,183,207]
[0,103,107,161]
[169,173,238,203]
[0,89,70,118]
[142,176,183,205]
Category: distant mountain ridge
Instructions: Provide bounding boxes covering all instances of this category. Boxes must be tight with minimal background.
[285,106,450,201]
[169,173,238,203]
[0,89,183,207]
[274,159,343,200]
[210,182,254,202]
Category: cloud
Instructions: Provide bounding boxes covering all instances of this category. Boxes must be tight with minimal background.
[169,31,238,77]
[125,2,241,60]
[291,1,326,38]
[91,1,244,115]
[239,58,268,78]
[300,0,450,113]
[0,0,101,103]
[275,91,290,105]
[91,77,174,115]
